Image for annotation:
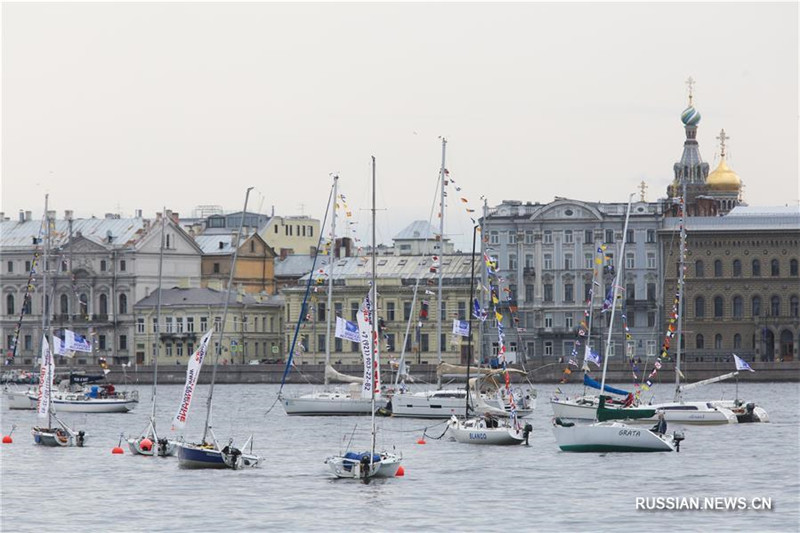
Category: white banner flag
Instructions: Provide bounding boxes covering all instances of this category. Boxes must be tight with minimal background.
[172,329,213,430]
[335,316,360,343]
[65,330,93,353]
[452,319,470,337]
[37,336,54,419]
[356,294,380,399]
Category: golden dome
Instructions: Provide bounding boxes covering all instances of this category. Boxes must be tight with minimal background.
[706,156,741,192]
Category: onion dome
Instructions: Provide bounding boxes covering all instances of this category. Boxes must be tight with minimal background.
[680,105,701,126]
[706,156,741,192]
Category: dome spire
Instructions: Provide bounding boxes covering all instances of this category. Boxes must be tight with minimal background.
[716,128,729,158]
[686,76,695,106]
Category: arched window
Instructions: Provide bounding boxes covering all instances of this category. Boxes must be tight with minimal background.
[696,334,704,350]
[733,333,742,349]
[695,296,705,318]
[99,294,108,315]
[715,334,723,349]
[771,259,780,277]
[714,296,723,318]
[714,259,723,277]
[752,259,761,277]
[60,294,69,315]
[733,296,743,318]
[752,296,761,316]
[119,294,128,315]
[695,260,704,278]
[791,259,798,277]
[23,296,31,314]
[733,259,742,277]
[6,294,14,315]
[791,296,799,318]
[771,295,780,317]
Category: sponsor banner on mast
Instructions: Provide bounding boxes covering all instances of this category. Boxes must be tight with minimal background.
[37,336,53,419]
[335,317,360,343]
[172,329,213,430]
[357,294,375,399]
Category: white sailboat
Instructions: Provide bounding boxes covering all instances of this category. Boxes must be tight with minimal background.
[31,195,86,448]
[447,226,531,446]
[325,156,402,480]
[176,188,261,469]
[128,209,178,456]
[552,195,685,453]
[283,175,378,416]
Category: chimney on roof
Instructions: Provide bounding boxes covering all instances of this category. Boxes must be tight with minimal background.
[231,230,240,250]
[64,210,73,221]
[19,210,25,222]
[25,211,32,221]
[218,241,224,250]
[105,213,114,219]
[135,209,142,218]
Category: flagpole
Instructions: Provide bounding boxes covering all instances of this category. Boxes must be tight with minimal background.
[436,137,446,389]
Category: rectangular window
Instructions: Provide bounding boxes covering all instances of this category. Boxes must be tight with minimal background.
[214,317,221,332]
[213,263,220,274]
[648,311,656,328]
[25,261,31,272]
[440,302,446,321]
[200,317,208,332]
[120,260,126,271]
[544,254,553,270]
[421,334,429,353]
[509,285,517,301]
[524,231,534,244]
[386,333,395,352]
[544,341,553,356]
[387,302,395,321]
[626,253,635,269]
[176,342,183,357]
[525,254,534,268]
[544,284,553,302]
[584,230,594,244]
[186,317,194,332]
[525,284,534,301]
[508,232,516,245]
[646,340,657,356]
[99,335,107,350]
[166,343,173,357]
[544,313,553,328]
[136,318,145,333]
[605,229,614,244]
[626,283,636,300]
[318,303,326,322]
[564,283,574,302]
[177,317,185,333]
[544,230,553,244]
[565,313,573,329]
[646,229,656,243]
[585,283,592,302]
[647,253,656,269]
[350,302,358,321]
[334,338,342,352]
[6,261,12,273]
[585,253,593,269]
[490,231,499,244]
[457,301,466,320]
[403,301,411,321]
[165,317,174,333]
[626,229,635,244]
[509,254,517,270]
[564,230,573,244]
[564,254,573,270]
[24,335,32,351]
[627,312,636,328]
[647,283,656,302]
[318,334,326,353]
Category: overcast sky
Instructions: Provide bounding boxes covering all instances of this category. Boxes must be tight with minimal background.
[2,2,798,251]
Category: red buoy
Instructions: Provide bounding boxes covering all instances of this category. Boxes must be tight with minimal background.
[395,465,405,477]
[140,438,153,451]
[416,438,426,445]
[111,446,124,454]
[2,435,12,444]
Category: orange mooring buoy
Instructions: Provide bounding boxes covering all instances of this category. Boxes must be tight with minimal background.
[416,438,426,445]
[112,446,124,454]
[2,435,12,444]
[395,465,405,477]
[140,438,153,451]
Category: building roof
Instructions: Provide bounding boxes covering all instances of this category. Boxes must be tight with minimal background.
[274,254,318,278]
[393,220,442,241]
[297,253,473,283]
[661,208,800,232]
[726,205,800,217]
[194,234,237,255]
[0,217,146,250]
[134,287,281,308]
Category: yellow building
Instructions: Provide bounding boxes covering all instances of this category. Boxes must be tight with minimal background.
[260,215,320,258]
[197,232,276,295]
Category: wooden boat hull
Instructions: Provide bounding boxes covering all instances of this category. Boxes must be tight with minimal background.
[552,420,678,452]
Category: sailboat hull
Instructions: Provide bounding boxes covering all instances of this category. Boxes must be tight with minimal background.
[326,452,402,479]
[283,393,383,416]
[447,416,526,445]
[552,420,677,452]
[551,397,739,425]
[127,437,178,456]
[5,387,37,409]
[32,427,85,447]
[176,442,261,469]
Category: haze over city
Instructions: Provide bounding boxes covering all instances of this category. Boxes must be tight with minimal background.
[2,2,798,251]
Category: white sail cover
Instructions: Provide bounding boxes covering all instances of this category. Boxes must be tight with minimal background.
[356,294,380,399]
[324,364,364,384]
[172,329,213,430]
[37,336,53,419]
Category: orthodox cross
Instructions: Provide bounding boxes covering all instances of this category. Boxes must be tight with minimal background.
[685,76,695,105]
[716,129,729,157]
[639,181,648,202]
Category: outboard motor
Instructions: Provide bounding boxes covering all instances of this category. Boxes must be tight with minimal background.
[157,438,169,456]
[672,430,685,452]
[522,423,533,445]
[359,454,371,478]
[76,430,86,447]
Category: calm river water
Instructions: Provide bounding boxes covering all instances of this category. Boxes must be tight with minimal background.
[1,381,798,532]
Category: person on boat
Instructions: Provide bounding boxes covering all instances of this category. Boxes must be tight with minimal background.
[623,393,635,407]
[651,412,667,435]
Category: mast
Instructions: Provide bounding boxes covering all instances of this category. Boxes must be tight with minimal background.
[436,137,446,389]
[600,195,634,395]
[581,239,600,395]
[324,176,338,386]
[674,183,687,402]
[465,225,478,415]
[42,195,51,427]
[151,208,166,423]
[201,187,253,444]
[370,156,377,459]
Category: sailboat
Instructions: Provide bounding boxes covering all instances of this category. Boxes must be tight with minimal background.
[282,175,378,416]
[447,226,532,446]
[128,209,178,456]
[325,156,402,479]
[625,188,768,425]
[175,188,261,469]
[31,195,86,448]
[552,196,685,453]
